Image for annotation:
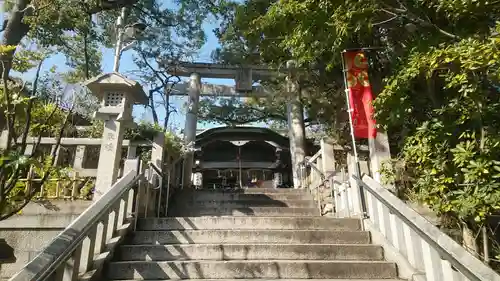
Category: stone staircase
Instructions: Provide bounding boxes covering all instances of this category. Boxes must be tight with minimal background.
[103,188,400,280]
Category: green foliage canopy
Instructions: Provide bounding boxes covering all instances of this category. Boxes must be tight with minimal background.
[214,0,500,223]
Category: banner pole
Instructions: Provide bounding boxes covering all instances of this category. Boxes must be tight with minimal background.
[341,50,368,218]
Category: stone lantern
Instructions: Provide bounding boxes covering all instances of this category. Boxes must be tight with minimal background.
[84,72,148,198]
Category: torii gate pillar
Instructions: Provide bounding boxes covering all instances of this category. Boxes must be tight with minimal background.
[286,60,306,188]
[183,73,202,188]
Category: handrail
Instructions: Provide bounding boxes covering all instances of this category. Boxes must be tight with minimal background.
[308,150,321,164]
[354,174,500,281]
[9,170,141,281]
[298,159,336,185]
[297,160,325,181]
[148,161,162,176]
[148,161,165,217]
[297,159,330,216]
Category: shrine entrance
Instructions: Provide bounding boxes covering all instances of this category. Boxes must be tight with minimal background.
[164,61,307,189]
[191,126,299,189]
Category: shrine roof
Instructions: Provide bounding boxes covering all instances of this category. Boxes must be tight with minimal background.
[195,126,290,148]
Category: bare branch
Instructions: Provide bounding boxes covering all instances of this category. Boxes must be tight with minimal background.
[19,59,45,155]
[1,61,15,152]
[137,50,181,128]
[83,28,90,79]
[380,6,460,39]
[373,15,398,26]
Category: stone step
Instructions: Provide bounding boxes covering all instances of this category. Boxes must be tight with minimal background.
[109,279,404,281]
[184,188,308,194]
[127,230,371,245]
[105,260,398,279]
[175,199,316,208]
[174,191,312,201]
[168,207,319,217]
[116,244,384,261]
[137,217,362,231]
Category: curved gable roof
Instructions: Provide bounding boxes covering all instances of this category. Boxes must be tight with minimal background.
[195,126,290,148]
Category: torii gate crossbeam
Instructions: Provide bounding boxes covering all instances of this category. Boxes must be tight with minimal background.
[165,62,286,79]
[168,83,269,98]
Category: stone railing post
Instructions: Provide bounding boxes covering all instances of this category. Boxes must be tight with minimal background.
[149,132,165,216]
[320,138,335,215]
[347,152,363,216]
[151,133,165,170]
[346,151,371,217]
[368,131,394,190]
[24,144,34,156]
[0,130,7,149]
[122,144,138,175]
[84,73,148,200]
[73,145,86,170]
[320,138,336,178]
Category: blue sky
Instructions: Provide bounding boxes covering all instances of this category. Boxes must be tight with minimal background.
[2,2,256,134]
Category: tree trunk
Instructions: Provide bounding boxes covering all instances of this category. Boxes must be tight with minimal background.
[462,222,480,257]
[0,0,30,131]
[1,0,31,78]
[0,0,138,79]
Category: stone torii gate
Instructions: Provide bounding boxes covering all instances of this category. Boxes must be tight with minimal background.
[164,61,307,189]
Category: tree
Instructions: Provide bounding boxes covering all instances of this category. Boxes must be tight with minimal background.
[0,0,232,219]
[0,47,81,220]
[107,0,232,130]
[131,50,184,130]
[214,0,500,255]
[205,0,354,137]
[1,0,232,86]
[198,95,287,126]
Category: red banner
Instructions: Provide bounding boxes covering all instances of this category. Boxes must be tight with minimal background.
[343,50,377,139]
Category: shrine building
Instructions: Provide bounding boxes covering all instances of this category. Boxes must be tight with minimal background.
[191,126,316,189]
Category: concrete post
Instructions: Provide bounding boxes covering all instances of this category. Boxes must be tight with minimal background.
[286,60,306,189]
[84,73,148,199]
[347,152,363,216]
[273,148,283,188]
[368,131,394,190]
[182,73,201,188]
[320,138,336,178]
[0,130,8,149]
[151,133,165,169]
[122,145,137,175]
[73,145,86,170]
[127,145,137,158]
[368,71,395,190]
[320,139,336,216]
[148,133,165,214]
[23,144,34,156]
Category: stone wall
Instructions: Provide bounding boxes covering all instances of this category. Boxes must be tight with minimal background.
[0,200,91,279]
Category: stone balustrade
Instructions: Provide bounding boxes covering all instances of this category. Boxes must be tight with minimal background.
[0,72,178,280]
[8,167,143,281]
[298,139,369,216]
[8,137,153,177]
[301,138,500,281]
[0,137,154,202]
[354,175,500,281]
